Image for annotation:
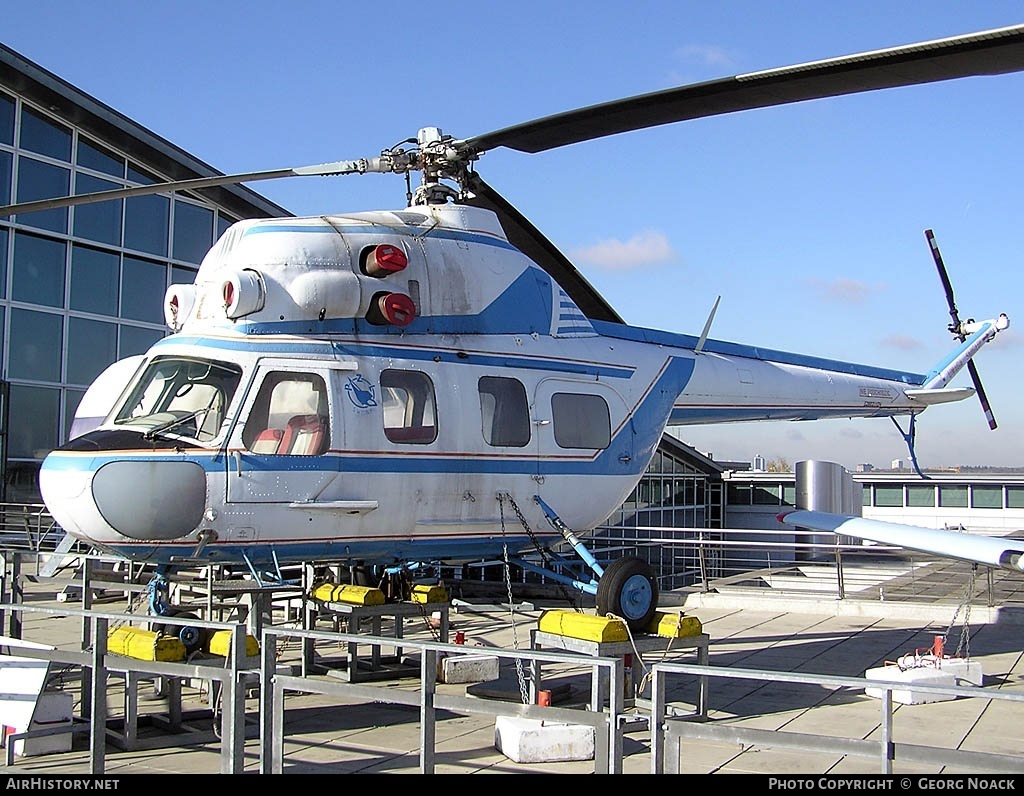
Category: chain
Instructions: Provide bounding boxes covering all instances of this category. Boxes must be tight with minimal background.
[500,491,583,612]
[942,564,976,660]
[504,492,549,562]
[498,494,530,706]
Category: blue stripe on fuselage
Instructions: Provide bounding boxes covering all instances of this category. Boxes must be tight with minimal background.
[592,320,926,384]
[151,335,636,379]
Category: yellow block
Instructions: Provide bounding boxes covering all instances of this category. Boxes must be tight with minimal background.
[410,584,448,604]
[538,610,629,643]
[108,626,186,662]
[312,583,385,606]
[645,612,703,638]
[206,630,260,657]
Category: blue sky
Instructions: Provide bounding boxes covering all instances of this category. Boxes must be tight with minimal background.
[4,1,1023,470]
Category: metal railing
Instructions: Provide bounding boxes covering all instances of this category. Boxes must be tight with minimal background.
[649,661,1024,774]
[0,504,67,554]
[259,624,625,774]
[0,599,627,774]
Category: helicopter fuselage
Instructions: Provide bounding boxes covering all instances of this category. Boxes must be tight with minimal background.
[38,204,965,575]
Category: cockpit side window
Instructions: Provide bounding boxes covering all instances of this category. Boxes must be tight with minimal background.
[242,372,330,455]
[112,356,242,443]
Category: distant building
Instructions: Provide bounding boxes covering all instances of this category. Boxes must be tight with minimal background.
[753,454,766,472]
[856,463,875,473]
[891,459,906,470]
[722,467,1024,535]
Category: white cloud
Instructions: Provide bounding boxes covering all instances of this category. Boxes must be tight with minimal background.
[988,327,1020,350]
[672,44,735,70]
[806,276,883,304]
[880,334,924,351]
[570,230,674,271]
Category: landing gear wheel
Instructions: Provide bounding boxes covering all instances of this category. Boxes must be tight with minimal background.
[152,610,207,655]
[596,556,658,631]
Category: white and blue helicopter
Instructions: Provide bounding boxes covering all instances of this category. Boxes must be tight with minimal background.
[3,25,1023,630]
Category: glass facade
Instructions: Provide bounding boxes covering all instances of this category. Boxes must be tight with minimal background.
[0,85,245,501]
[595,443,724,590]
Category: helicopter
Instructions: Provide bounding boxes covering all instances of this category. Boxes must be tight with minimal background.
[2,24,1022,631]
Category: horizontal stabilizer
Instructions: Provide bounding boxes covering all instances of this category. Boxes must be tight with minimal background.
[779,510,1024,572]
[904,387,975,405]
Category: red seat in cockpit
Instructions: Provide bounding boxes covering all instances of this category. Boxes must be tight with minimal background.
[251,428,284,454]
[278,414,328,455]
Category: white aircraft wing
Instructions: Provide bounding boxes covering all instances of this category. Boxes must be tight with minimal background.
[779,510,1024,573]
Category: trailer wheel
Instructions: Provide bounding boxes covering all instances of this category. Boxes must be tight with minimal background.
[596,556,658,631]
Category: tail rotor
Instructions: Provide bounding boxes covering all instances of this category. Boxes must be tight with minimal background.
[925,229,998,430]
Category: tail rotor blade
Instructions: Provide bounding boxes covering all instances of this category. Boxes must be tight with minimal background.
[968,359,998,430]
[926,228,963,336]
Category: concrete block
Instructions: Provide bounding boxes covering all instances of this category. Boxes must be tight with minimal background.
[865,665,957,704]
[438,653,500,684]
[935,658,984,687]
[494,716,594,763]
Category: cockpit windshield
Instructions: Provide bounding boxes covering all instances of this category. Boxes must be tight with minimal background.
[112,356,243,444]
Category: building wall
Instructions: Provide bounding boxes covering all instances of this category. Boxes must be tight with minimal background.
[723,469,1024,536]
[0,58,285,501]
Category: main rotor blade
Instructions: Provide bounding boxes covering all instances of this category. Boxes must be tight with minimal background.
[0,159,382,217]
[460,25,1024,155]
[462,173,623,324]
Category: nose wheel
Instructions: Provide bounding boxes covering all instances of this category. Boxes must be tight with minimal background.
[596,556,658,631]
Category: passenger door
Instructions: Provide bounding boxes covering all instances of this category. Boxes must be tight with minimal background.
[225,361,338,505]
[532,378,635,501]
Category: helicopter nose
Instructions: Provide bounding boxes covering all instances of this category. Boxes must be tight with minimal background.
[91,460,207,540]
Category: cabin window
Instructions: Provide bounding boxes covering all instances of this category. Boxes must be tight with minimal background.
[478,376,529,447]
[242,372,329,455]
[551,392,610,449]
[381,369,436,444]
